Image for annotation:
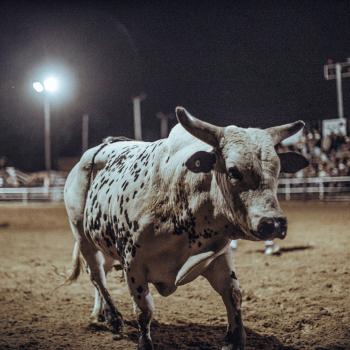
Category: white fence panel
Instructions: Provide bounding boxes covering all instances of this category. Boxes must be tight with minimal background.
[278,176,350,201]
[0,186,64,203]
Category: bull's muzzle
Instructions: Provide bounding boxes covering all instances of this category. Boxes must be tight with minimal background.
[256,216,287,240]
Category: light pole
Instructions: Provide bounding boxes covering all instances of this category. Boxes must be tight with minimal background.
[156,112,174,138]
[324,58,350,118]
[82,113,89,154]
[132,93,146,140]
[33,76,59,175]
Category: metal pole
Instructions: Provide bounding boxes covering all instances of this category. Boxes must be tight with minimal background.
[335,63,344,119]
[132,94,146,140]
[82,114,89,153]
[157,112,173,138]
[160,116,168,138]
[44,95,51,173]
[156,112,169,138]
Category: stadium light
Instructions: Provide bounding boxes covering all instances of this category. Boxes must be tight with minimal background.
[32,75,60,177]
[33,82,44,93]
[43,76,59,92]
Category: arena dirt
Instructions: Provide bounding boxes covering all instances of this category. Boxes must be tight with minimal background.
[0,201,349,350]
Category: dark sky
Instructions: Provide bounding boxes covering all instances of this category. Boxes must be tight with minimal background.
[1,0,350,171]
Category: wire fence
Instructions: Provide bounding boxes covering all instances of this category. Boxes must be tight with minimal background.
[0,176,350,203]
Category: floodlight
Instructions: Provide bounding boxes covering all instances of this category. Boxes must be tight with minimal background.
[33,82,44,93]
[43,76,59,92]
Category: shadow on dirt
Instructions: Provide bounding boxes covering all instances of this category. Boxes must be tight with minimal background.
[252,245,313,256]
[121,319,296,350]
[278,245,313,253]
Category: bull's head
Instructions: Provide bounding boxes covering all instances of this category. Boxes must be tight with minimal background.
[175,107,308,241]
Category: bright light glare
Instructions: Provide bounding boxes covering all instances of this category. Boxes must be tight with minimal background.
[33,82,44,93]
[43,77,59,92]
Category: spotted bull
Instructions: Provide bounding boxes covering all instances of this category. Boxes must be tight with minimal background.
[64,107,308,350]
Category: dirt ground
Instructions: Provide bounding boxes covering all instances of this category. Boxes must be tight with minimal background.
[0,201,349,350]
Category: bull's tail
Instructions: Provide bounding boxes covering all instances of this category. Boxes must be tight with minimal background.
[64,241,83,285]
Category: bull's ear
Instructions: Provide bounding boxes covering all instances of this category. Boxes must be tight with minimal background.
[185,151,216,173]
[278,152,309,173]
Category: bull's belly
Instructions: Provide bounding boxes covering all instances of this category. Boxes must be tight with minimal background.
[145,241,229,297]
[147,265,179,297]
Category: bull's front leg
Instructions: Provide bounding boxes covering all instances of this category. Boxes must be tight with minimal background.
[126,272,155,350]
[202,249,246,350]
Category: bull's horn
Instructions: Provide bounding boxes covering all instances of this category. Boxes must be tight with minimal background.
[175,107,223,148]
[266,120,305,145]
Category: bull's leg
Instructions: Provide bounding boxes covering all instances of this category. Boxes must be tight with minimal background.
[90,255,115,323]
[202,250,246,350]
[91,287,104,322]
[126,274,154,350]
[80,241,124,334]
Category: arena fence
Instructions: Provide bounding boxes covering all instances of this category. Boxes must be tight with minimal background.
[0,176,350,202]
[278,176,350,201]
[0,186,65,203]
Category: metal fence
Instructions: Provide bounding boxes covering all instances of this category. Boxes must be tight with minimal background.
[0,176,350,202]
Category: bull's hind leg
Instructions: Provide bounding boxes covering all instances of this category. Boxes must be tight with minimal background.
[90,254,115,323]
[79,239,124,334]
[202,250,246,350]
[126,273,154,350]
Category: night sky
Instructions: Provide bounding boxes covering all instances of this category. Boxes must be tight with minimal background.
[1,0,349,171]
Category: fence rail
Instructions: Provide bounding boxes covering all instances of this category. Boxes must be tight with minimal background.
[278,176,350,200]
[0,176,350,202]
[0,186,64,203]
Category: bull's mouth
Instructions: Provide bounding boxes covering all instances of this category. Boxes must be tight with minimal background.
[250,229,287,241]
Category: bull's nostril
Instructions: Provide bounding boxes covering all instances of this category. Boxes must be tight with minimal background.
[257,218,276,237]
[275,217,288,239]
[276,217,287,231]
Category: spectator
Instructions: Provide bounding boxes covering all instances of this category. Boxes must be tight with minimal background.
[277,126,350,178]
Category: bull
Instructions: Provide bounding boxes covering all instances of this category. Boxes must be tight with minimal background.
[64,107,308,350]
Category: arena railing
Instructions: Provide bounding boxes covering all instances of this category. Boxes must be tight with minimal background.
[278,176,350,201]
[0,176,350,202]
[0,186,64,203]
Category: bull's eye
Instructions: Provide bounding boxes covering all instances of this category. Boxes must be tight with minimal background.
[228,166,243,181]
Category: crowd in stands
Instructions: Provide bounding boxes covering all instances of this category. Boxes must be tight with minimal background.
[276,126,350,178]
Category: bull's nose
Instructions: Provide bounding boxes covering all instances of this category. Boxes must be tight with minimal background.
[257,217,287,239]
[276,217,287,238]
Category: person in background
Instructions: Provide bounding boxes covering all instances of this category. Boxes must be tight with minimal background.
[230,239,280,255]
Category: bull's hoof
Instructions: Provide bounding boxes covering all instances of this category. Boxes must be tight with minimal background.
[103,307,124,334]
[138,334,154,350]
[222,328,246,350]
[110,316,124,334]
[222,344,244,350]
[89,312,105,324]
[98,314,106,322]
